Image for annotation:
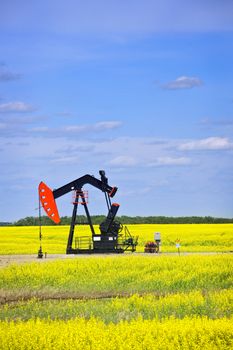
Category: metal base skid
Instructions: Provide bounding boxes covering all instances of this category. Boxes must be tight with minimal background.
[66,247,124,254]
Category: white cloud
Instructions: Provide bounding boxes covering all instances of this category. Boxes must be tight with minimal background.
[1,119,122,138]
[148,156,191,166]
[179,137,233,151]
[109,155,138,167]
[65,121,122,133]
[94,121,122,130]
[1,130,232,220]
[94,137,192,168]
[65,125,88,132]
[51,156,78,164]
[162,76,203,90]
[0,101,36,113]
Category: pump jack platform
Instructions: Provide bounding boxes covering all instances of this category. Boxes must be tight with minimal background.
[38,170,138,254]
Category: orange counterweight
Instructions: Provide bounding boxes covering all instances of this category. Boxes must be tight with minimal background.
[38,181,60,224]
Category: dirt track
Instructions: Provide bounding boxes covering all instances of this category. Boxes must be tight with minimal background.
[0,252,229,268]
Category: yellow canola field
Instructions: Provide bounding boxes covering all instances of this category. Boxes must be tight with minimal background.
[1,290,233,322]
[1,255,232,302]
[0,253,232,349]
[0,223,232,254]
[0,316,232,350]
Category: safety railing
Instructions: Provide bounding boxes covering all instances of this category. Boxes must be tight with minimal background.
[75,236,93,250]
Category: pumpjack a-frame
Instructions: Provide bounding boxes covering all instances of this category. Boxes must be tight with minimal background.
[38,170,138,254]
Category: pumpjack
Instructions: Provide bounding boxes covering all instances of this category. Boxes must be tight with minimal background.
[38,170,138,254]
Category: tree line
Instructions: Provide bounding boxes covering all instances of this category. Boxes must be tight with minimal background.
[5,215,233,226]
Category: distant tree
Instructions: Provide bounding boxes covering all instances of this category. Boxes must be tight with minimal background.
[12,215,233,226]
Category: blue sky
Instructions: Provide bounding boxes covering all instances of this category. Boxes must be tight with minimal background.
[0,0,233,221]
